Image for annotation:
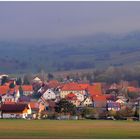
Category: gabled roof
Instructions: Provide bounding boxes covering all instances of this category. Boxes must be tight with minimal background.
[61,82,85,91]
[0,85,33,95]
[87,83,102,96]
[0,103,29,113]
[78,83,89,89]
[48,80,59,89]
[92,95,106,102]
[21,85,33,91]
[29,101,39,109]
[0,86,18,95]
[0,86,9,95]
[33,77,41,81]
[127,86,140,93]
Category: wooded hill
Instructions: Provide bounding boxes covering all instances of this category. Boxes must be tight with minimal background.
[1,31,140,73]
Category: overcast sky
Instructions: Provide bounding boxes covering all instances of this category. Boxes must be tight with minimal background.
[0,1,140,40]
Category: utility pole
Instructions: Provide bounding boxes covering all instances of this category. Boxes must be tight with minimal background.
[138,100,140,121]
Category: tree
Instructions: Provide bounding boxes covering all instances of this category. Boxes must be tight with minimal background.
[16,77,22,85]
[55,99,76,115]
[48,73,54,81]
[19,86,24,96]
[9,82,15,89]
[81,107,107,119]
[1,76,9,85]
[108,110,117,118]
[127,91,140,100]
[23,75,30,85]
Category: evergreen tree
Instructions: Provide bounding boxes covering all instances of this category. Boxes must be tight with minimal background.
[9,82,15,88]
[1,76,9,85]
[48,73,54,81]
[16,77,22,85]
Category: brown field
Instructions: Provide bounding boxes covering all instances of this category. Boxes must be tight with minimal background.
[0,119,140,139]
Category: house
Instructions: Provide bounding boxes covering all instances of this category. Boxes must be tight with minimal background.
[80,97,93,107]
[0,85,19,95]
[48,80,60,89]
[66,92,81,107]
[2,94,15,103]
[60,82,86,98]
[0,74,8,79]
[21,85,33,96]
[92,95,107,108]
[127,86,140,93]
[19,95,31,103]
[29,101,45,119]
[32,77,42,83]
[116,99,127,106]
[74,92,84,102]
[1,87,20,103]
[87,83,103,96]
[0,103,31,118]
[41,89,56,100]
[0,85,9,95]
[107,101,121,111]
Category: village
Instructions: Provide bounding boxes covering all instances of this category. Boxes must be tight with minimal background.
[0,73,140,120]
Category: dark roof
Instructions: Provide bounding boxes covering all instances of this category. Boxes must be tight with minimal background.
[19,96,31,102]
[0,103,29,113]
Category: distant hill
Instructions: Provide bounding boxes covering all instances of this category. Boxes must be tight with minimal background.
[1,31,140,74]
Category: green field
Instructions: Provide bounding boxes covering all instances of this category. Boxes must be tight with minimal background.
[0,119,140,139]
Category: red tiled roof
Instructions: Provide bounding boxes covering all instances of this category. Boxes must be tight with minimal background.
[48,80,59,88]
[78,83,89,89]
[0,86,9,95]
[0,85,33,95]
[62,82,85,91]
[87,83,102,96]
[29,102,39,109]
[21,85,33,91]
[66,92,77,100]
[127,86,140,93]
[92,95,106,101]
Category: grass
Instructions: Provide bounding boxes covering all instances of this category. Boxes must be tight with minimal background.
[0,119,140,139]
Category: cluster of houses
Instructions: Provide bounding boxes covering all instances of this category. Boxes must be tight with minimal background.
[0,74,140,119]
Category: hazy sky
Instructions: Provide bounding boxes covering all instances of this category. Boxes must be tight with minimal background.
[0,2,140,40]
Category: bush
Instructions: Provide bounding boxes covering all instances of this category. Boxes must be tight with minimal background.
[81,107,107,119]
[116,107,135,119]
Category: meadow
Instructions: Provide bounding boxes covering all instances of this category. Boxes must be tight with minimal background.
[0,119,140,139]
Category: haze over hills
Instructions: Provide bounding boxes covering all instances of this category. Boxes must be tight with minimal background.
[1,31,140,74]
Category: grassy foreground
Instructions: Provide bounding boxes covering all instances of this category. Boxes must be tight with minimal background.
[0,119,140,139]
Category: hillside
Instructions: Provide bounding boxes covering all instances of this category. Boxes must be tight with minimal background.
[1,31,140,74]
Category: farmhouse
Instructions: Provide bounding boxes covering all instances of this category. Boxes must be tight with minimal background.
[60,82,86,98]
[0,103,31,118]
